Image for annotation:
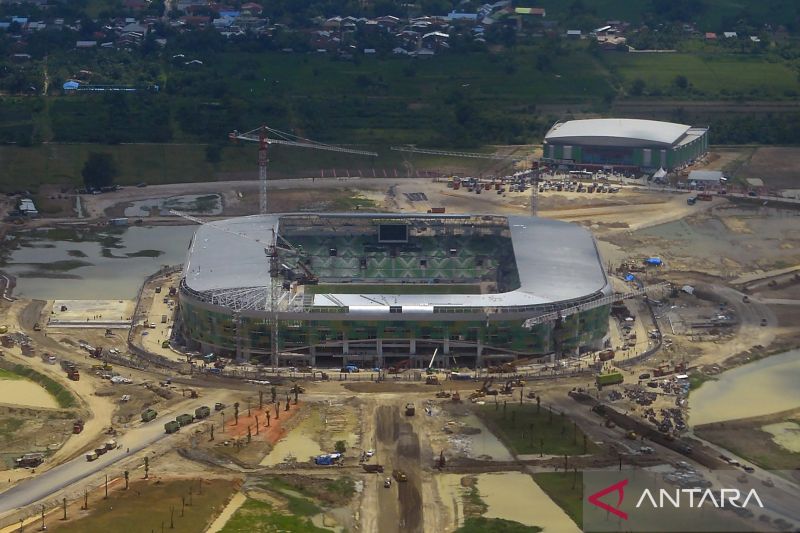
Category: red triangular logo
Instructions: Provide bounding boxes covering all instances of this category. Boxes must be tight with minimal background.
[587,478,629,520]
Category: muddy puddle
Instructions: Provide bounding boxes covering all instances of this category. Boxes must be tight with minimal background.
[259,430,323,466]
[435,474,466,529]
[477,472,580,532]
[0,378,58,409]
[690,349,800,425]
[762,422,800,453]
[124,194,223,217]
[446,412,513,461]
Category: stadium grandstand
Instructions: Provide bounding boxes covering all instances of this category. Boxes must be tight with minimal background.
[178,213,611,369]
[542,118,708,171]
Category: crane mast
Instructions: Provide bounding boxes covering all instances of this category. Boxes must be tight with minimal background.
[259,127,268,215]
[230,125,378,216]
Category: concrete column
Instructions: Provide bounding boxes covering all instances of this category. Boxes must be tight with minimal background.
[476,340,483,368]
[310,355,316,367]
[376,339,383,356]
[342,333,349,355]
[409,338,416,355]
[443,337,450,355]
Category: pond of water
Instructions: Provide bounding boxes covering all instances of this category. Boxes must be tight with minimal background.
[689,349,800,426]
[2,225,196,300]
[0,378,58,409]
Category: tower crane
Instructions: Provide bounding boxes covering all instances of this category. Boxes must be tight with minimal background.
[229,126,378,215]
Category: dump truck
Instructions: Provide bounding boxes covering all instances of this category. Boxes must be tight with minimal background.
[194,405,211,419]
[141,408,157,422]
[67,369,80,381]
[595,371,624,387]
[598,350,615,362]
[176,413,194,426]
[85,451,98,462]
[15,453,44,468]
[164,420,180,434]
[73,419,84,434]
[362,464,385,473]
[425,375,439,385]
[105,439,117,450]
[392,469,408,482]
[94,447,107,456]
[405,403,415,416]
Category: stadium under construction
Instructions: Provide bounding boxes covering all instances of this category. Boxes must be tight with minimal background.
[178,213,612,368]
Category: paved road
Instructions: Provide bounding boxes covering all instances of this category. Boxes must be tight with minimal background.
[0,399,221,515]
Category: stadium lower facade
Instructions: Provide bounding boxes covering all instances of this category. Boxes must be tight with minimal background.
[542,118,708,171]
[178,213,611,368]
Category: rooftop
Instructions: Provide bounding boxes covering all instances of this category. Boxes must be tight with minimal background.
[544,118,694,147]
[182,214,609,312]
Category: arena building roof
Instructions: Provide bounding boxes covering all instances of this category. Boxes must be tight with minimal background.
[544,118,693,148]
[182,213,609,312]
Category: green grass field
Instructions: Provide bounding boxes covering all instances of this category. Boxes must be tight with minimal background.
[476,403,598,456]
[54,479,238,533]
[532,472,584,529]
[605,53,799,98]
[0,141,501,192]
[0,368,23,380]
[219,498,329,533]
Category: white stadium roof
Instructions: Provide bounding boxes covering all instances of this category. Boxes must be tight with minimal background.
[544,118,693,147]
[182,214,610,312]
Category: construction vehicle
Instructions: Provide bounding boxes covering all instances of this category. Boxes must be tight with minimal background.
[141,408,157,422]
[697,192,712,201]
[73,419,85,434]
[104,439,117,451]
[435,390,451,398]
[362,464,385,473]
[598,349,615,362]
[176,413,194,426]
[15,453,44,468]
[214,402,225,411]
[67,369,80,381]
[182,389,199,399]
[595,371,624,387]
[94,446,107,456]
[85,451,98,461]
[392,469,408,482]
[312,371,329,381]
[625,431,638,440]
[33,323,41,331]
[91,363,113,372]
[164,420,180,434]
[451,391,461,403]
[388,359,411,374]
[499,380,515,395]
[425,375,440,385]
[405,403,415,416]
[195,405,211,419]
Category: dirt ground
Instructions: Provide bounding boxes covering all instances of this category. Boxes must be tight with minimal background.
[694,408,800,470]
[733,146,800,190]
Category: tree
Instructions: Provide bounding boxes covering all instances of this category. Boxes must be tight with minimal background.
[674,75,689,90]
[334,440,347,454]
[82,152,118,189]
